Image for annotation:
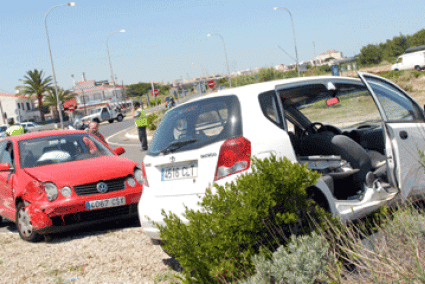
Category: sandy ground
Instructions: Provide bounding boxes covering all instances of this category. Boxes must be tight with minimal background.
[0,220,183,284]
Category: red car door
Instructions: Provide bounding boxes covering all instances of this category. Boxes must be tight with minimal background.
[0,140,16,221]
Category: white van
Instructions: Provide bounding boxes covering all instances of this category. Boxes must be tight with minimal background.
[391,50,425,71]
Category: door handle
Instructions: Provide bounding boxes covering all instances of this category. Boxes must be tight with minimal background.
[399,130,408,140]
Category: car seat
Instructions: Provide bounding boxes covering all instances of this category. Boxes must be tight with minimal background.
[23,150,37,168]
[301,133,387,198]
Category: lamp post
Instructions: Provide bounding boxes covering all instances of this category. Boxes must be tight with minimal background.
[45,2,75,129]
[106,29,125,103]
[274,7,300,77]
[207,33,232,88]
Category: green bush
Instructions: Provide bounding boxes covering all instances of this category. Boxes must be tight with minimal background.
[154,155,336,283]
[235,232,333,284]
[149,98,162,106]
[147,113,158,130]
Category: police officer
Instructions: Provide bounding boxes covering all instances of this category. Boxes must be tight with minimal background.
[133,102,148,151]
[6,118,25,136]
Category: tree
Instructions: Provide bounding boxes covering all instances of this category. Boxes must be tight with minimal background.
[358,44,382,65]
[18,69,53,121]
[44,88,76,121]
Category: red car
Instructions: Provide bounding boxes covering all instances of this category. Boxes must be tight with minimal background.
[0,130,146,241]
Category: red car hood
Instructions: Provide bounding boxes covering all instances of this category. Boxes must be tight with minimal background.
[24,155,138,187]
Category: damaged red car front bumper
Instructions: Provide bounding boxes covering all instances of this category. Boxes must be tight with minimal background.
[26,190,142,234]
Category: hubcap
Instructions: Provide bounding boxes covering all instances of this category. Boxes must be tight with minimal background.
[18,208,33,238]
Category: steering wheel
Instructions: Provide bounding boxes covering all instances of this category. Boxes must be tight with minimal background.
[301,122,342,139]
[301,122,324,138]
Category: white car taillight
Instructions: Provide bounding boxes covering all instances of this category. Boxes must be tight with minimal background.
[214,137,251,181]
[135,163,149,187]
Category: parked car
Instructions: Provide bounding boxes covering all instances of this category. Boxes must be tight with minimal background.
[0,125,7,138]
[164,96,175,108]
[18,122,42,132]
[391,50,425,71]
[82,105,125,124]
[0,130,145,241]
[138,72,425,243]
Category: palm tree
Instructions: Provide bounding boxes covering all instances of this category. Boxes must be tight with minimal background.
[18,69,53,121]
[44,88,76,121]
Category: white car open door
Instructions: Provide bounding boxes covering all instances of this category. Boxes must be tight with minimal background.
[359,72,425,199]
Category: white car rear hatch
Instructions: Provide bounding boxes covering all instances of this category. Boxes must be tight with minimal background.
[144,95,247,197]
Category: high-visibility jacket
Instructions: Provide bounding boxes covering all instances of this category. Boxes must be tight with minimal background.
[134,108,147,127]
[6,125,25,136]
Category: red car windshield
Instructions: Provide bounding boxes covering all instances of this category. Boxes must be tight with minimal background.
[19,133,114,168]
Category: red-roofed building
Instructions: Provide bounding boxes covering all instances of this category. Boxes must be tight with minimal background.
[0,93,41,124]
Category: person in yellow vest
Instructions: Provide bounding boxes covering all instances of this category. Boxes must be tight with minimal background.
[133,102,148,151]
[6,118,25,136]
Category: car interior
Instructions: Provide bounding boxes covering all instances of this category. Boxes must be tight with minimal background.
[277,83,390,200]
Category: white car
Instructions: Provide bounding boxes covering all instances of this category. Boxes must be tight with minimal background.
[19,122,42,132]
[138,72,425,243]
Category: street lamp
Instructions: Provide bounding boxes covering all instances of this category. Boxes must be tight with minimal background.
[106,29,126,103]
[207,33,232,88]
[45,2,75,129]
[274,7,300,77]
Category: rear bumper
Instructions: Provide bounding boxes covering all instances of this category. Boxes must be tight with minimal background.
[138,187,204,241]
[35,203,138,234]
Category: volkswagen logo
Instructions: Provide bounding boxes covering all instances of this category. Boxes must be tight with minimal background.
[96,182,108,193]
[170,156,175,163]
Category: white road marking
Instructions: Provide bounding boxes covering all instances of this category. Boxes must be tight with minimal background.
[106,126,141,146]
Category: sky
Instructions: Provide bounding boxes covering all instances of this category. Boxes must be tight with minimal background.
[1,0,424,93]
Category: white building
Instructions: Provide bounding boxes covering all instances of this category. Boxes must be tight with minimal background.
[72,75,127,110]
[0,93,41,124]
[314,49,344,65]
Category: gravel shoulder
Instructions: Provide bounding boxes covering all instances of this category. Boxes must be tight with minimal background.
[0,220,183,284]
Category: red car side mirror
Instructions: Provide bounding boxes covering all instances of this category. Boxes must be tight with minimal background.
[113,147,125,155]
[0,162,11,171]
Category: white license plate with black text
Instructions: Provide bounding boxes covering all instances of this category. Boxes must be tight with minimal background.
[161,163,198,181]
[86,196,126,210]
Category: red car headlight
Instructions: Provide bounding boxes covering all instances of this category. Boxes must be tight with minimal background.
[44,182,58,201]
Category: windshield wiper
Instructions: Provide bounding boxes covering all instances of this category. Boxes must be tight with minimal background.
[160,139,197,154]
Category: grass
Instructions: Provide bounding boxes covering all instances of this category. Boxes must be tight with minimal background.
[154,270,181,283]
[221,200,425,284]
[301,92,381,128]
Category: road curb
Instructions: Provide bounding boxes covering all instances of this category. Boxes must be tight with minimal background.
[125,132,153,142]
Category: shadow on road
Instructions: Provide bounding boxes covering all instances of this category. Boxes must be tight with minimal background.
[1,217,141,244]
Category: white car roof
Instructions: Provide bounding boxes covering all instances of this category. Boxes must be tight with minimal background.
[184,76,362,105]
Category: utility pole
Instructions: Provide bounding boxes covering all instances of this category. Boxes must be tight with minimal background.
[151,81,156,106]
[313,41,317,73]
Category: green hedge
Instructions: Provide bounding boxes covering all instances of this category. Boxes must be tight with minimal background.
[153,155,336,283]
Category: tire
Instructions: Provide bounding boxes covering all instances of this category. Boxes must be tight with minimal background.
[108,119,114,123]
[116,115,123,122]
[16,203,41,242]
[415,66,421,71]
